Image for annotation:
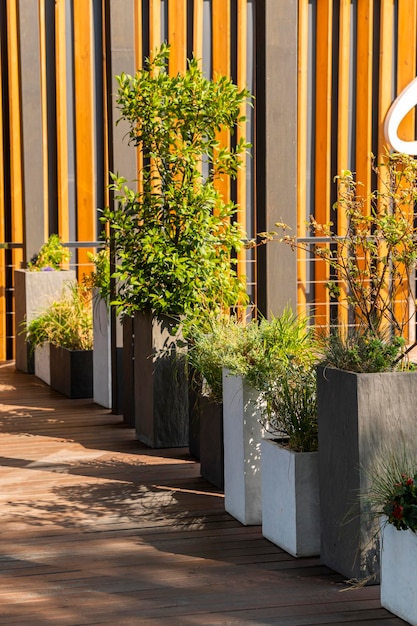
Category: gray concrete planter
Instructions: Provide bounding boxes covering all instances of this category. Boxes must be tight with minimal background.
[50,345,93,398]
[222,369,264,525]
[261,439,320,557]
[317,366,417,582]
[14,269,76,373]
[133,311,188,448]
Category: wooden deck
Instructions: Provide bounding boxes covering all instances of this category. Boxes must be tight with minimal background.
[0,362,407,626]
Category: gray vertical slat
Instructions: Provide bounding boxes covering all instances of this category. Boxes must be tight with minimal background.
[257,0,298,316]
[18,0,45,262]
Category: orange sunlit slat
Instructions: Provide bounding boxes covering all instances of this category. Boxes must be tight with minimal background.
[0,26,5,359]
[379,0,394,155]
[236,0,248,279]
[355,0,373,201]
[336,0,351,327]
[55,0,70,245]
[297,0,309,312]
[73,0,96,275]
[397,0,417,141]
[193,0,203,62]
[168,0,187,75]
[149,0,162,57]
[314,0,333,327]
[394,0,416,337]
[6,0,23,273]
[212,0,231,204]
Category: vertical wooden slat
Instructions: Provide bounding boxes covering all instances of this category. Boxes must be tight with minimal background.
[297,0,309,313]
[134,0,143,70]
[236,0,247,282]
[134,0,143,188]
[379,0,394,155]
[38,0,49,243]
[102,0,109,214]
[314,0,333,326]
[397,0,417,140]
[0,24,6,359]
[168,0,187,75]
[355,0,373,200]
[73,0,96,274]
[6,0,24,271]
[149,0,162,56]
[193,0,203,62]
[395,0,416,335]
[336,0,351,327]
[55,0,70,245]
[212,0,231,204]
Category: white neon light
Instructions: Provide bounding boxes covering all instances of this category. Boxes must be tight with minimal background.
[384,76,417,155]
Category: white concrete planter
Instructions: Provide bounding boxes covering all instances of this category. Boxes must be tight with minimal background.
[222,369,264,525]
[14,269,76,373]
[93,293,111,408]
[34,343,50,385]
[261,439,320,557]
[381,522,417,625]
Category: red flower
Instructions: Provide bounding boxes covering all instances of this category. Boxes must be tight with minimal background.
[392,502,404,520]
[406,478,414,486]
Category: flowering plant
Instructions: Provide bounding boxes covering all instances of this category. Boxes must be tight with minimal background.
[366,453,417,533]
[383,472,417,532]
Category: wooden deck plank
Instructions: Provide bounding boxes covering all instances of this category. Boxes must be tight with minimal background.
[0,363,406,625]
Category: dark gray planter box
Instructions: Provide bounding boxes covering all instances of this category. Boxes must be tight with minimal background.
[199,396,224,490]
[14,269,76,373]
[122,316,135,427]
[50,345,93,398]
[317,365,417,582]
[133,311,188,448]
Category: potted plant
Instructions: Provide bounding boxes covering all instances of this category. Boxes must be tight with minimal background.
[260,357,320,558]
[83,248,115,410]
[366,453,417,623]
[15,235,75,374]
[25,282,93,398]
[186,315,243,489]
[104,44,250,448]
[276,152,417,580]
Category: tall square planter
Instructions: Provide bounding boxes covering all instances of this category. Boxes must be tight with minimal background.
[261,439,320,557]
[50,345,93,399]
[222,369,264,525]
[199,396,224,489]
[14,269,76,373]
[133,311,188,448]
[92,293,111,409]
[317,366,417,582]
[380,522,417,625]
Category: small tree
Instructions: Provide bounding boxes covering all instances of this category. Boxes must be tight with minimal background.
[104,44,251,321]
[276,152,417,340]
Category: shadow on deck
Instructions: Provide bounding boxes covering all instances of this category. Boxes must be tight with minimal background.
[0,362,406,625]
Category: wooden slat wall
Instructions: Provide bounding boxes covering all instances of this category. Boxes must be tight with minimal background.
[0,20,5,359]
[0,0,254,359]
[298,0,417,333]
